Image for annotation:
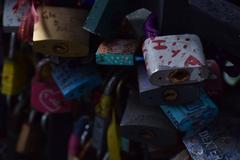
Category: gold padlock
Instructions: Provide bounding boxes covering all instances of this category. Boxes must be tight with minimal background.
[33,6,89,57]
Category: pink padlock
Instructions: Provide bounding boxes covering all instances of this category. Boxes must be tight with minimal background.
[31,59,73,113]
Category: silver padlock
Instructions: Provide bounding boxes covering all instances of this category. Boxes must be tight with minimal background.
[120,91,180,147]
[138,64,201,105]
[183,117,240,160]
[142,34,209,86]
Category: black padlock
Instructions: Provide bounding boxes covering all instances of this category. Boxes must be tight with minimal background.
[189,0,240,58]
[120,91,180,147]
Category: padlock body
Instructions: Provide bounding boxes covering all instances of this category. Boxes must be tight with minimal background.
[51,62,101,100]
[143,34,208,86]
[3,0,28,33]
[160,90,219,133]
[138,65,201,105]
[31,68,72,113]
[96,39,137,66]
[33,6,89,57]
[183,117,240,160]
[120,92,179,147]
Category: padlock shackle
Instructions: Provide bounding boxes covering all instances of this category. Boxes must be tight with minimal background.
[103,73,123,96]
[35,58,51,81]
[8,32,16,59]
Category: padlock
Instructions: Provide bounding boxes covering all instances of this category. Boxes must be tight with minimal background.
[120,91,180,147]
[3,0,28,33]
[83,0,134,39]
[33,6,90,57]
[2,32,29,96]
[125,8,151,39]
[92,116,108,155]
[92,74,121,156]
[16,110,45,157]
[204,60,223,98]
[1,55,29,96]
[31,59,73,113]
[183,117,240,160]
[51,60,101,100]
[68,116,90,160]
[188,0,240,58]
[160,90,219,134]
[137,64,201,105]
[96,39,137,66]
[142,34,209,86]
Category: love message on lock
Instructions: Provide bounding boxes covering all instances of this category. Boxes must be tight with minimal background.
[142,34,209,86]
[33,6,89,57]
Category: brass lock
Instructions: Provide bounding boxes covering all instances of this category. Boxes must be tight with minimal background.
[168,69,190,84]
[33,6,89,57]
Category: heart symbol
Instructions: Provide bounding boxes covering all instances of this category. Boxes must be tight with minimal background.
[39,89,63,113]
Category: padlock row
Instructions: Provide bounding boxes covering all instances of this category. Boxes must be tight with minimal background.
[0,0,240,160]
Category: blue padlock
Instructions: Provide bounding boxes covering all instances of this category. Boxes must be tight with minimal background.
[51,61,101,100]
[160,90,219,134]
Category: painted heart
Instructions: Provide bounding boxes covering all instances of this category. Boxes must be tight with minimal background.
[39,89,64,113]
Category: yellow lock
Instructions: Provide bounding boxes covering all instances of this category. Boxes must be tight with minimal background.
[1,55,28,96]
[33,6,89,57]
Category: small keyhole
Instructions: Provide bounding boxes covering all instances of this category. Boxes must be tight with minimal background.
[163,89,178,101]
[140,130,155,140]
[169,69,190,84]
[53,43,68,54]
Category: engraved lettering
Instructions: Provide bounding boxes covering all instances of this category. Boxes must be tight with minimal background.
[198,130,224,160]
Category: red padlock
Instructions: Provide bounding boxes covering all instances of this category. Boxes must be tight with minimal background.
[31,59,73,113]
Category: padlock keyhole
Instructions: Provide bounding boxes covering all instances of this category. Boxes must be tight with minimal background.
[163,89,178,101]
[169,70,190,84]
[140,130,155,140]
[53,43,68,54]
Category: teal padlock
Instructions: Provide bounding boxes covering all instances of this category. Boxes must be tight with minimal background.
[160,90,219,134]
[96,39,137,66]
